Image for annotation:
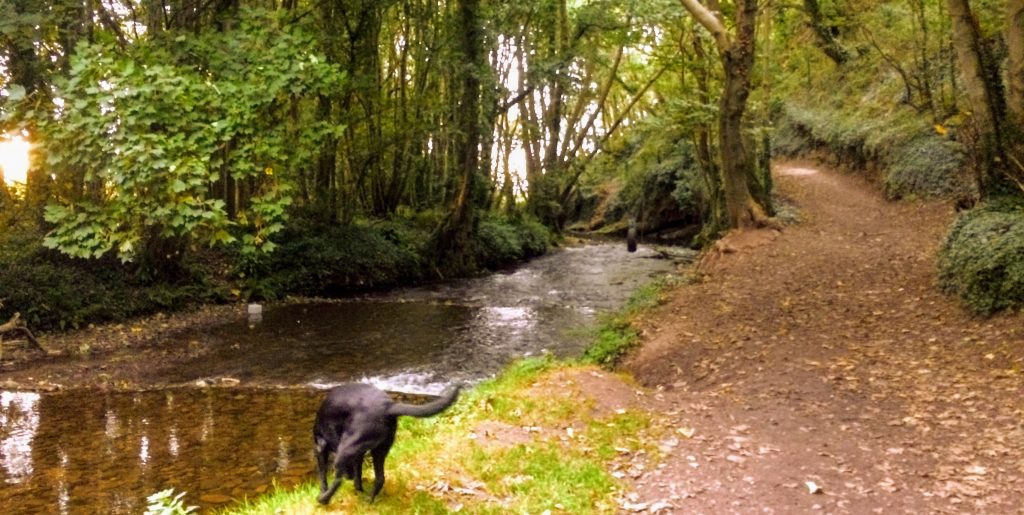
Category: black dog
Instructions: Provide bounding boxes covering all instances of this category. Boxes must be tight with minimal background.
[313,383,461,504]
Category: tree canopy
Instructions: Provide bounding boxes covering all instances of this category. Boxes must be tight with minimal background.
[1,0,1022,287]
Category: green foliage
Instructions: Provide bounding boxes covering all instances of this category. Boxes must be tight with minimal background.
[235,218,426,300]
[883,133,969,199]
[776,104,971,199]
[144,489,197,515]
[938,198,1024,314]
[0,219,227,331]
[580,111,707,238]
[473,216,552,270]
[14,9,345,262]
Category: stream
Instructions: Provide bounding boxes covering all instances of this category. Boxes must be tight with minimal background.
[0,242,685,514]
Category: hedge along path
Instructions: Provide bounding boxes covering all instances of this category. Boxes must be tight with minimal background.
[621,161,1024,513]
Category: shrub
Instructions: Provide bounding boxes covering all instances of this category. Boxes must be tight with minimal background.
[882,133,968,199]
[514,218,554,259]
[938,197,1024,314]
[238,218,426,299]
[473,216,552,270]
[0,222,225,330]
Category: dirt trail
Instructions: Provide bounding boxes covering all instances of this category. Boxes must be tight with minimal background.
[621,162,1024,514]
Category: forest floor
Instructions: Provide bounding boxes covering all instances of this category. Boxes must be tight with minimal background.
[612,161,1024,514]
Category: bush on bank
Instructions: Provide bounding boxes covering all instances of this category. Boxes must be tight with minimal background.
[0,212,230,330]
[0,211,552,331]
[938,197,1024,314]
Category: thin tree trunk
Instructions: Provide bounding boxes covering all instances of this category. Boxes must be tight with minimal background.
[1008,0,1024,126]
[434,0,483,273]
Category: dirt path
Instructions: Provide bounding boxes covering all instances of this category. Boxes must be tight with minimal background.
[621,162,1024,514]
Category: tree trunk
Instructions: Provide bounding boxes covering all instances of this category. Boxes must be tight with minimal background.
[803,0,849,65]
[946,0,1004,192]
[680,0,770,228]
[0,312,45,356]
[433,0,483,274]
[1008,0,1024,127]
[690,33,723,235]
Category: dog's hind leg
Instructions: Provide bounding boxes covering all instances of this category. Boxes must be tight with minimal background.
[368,437,394,501]
[318,438,363,505]
[349,457,364,492]
[314,438,330,494]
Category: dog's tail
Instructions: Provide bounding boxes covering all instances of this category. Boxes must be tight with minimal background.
[388,384,462,418]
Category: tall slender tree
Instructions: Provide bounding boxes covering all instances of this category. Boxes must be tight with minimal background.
[1007,0,1024,128]
[678,0,771,229]
[433,0,486,273]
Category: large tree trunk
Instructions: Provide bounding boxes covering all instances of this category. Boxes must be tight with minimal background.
[946,0,1004,193]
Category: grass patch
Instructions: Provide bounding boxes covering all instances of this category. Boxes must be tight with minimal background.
[580,275,678,367]
[214,358,650,514]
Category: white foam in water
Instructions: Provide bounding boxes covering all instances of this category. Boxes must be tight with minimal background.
[309,370,461,396]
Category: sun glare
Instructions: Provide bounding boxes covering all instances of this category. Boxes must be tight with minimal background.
[0,133,31,186]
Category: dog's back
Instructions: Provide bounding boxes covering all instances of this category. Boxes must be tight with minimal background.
[314,384,393,450]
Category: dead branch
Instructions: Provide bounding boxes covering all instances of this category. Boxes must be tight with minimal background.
[0,312,45,354]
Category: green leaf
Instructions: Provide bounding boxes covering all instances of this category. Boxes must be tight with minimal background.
[3,84,26,102]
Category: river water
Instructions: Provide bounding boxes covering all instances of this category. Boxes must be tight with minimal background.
[0,243,685,514]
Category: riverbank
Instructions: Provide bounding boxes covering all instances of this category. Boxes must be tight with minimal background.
[213,359,668,515]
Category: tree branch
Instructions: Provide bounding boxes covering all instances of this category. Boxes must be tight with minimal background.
[678,0,730,49]
[0,312,45,354]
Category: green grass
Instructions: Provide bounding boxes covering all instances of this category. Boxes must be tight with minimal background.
[214,350,661,514]
[580,275,679,366]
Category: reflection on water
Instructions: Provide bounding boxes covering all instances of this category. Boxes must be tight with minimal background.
[0,242,684,513]
[1,391,40,485]
[0,388,318,514]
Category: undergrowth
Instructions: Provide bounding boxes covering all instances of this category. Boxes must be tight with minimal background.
[775,103,971,200]
[0,209,552,330]
[938,197,1024,314]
